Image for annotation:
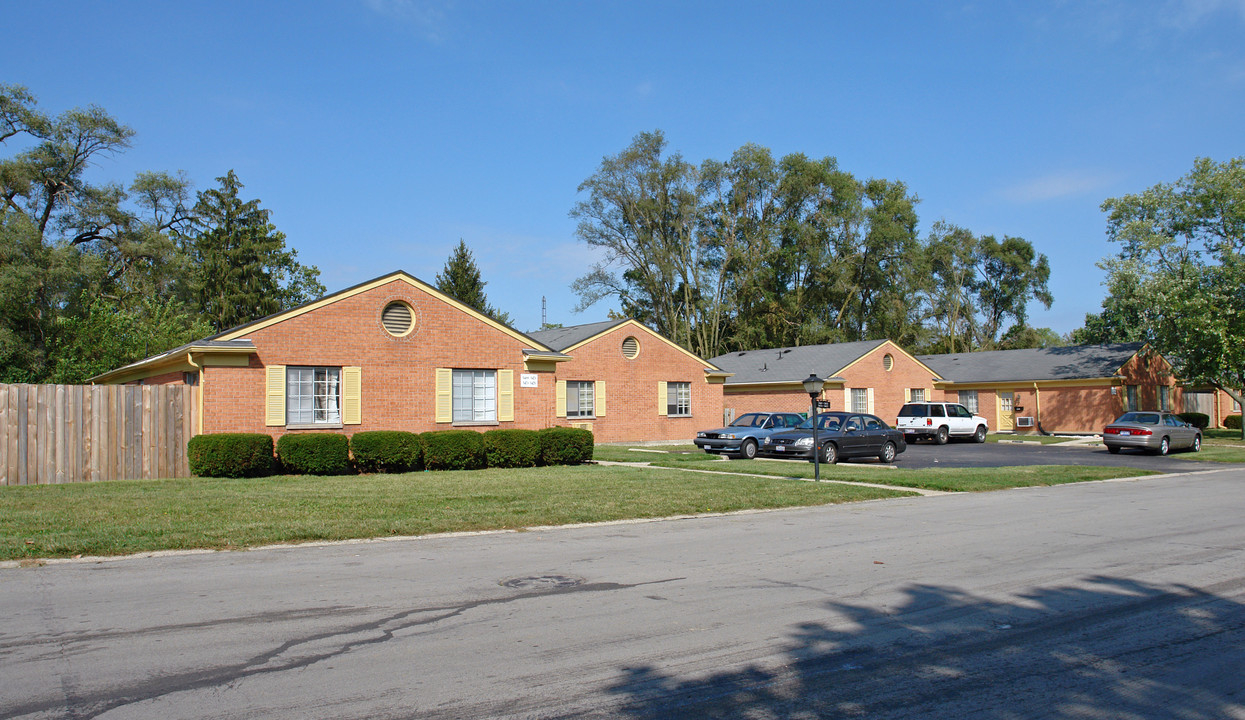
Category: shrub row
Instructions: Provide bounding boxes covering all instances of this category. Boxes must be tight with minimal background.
[1226,414,1242,430]
[188,427,594,477]
[1177,412,1210,430]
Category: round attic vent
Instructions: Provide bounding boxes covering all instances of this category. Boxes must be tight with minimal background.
[381,301,415,337]
[621,336,640,359]
[883,353,894,372]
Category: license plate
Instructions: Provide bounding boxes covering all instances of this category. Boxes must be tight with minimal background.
[1119,431,1131,436]
[775,446,785,452]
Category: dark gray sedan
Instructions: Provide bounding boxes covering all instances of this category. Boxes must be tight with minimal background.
[1102,412,1201,455]
[760,411,906,464]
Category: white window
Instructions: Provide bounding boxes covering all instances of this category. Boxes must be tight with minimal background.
[567,381,595,418]
[667,381,691,416]
[910,388,926,403]
[287,367,341,425]
[1126,385,1139,412]
[958,390,979,414]
[1158,385,1170,412]
[851,388,869,414]
[453,369,496,423]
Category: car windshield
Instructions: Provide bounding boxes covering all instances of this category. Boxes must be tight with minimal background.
[1115,412,1161,425]
[897,404,928,417]
[796,413,844,431]
[729,413,764,427]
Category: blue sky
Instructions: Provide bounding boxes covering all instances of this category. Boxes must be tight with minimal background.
[4,1,1243,336]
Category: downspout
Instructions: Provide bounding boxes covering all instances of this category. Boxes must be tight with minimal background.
[1033,382,1051,436]
[186,351,203,437]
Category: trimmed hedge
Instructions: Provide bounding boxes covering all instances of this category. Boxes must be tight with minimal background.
[276,433,351,476]
[1178,412,1210,430]
[483,429,541,468]
[188,433,274,478]
[351,431,423,473]
[422,430,487,471]
[539,426,594,466]
[1226,414,1242,430]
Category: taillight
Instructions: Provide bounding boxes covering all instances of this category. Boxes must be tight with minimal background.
[925,418,932,426]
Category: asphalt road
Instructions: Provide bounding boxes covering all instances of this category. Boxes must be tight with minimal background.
[875,438,1228,471]
[3,466,1244,719]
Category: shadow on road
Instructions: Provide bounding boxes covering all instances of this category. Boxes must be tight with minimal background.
[606,576,1245,719]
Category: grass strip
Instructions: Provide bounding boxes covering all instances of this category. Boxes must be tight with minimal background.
[643,457,1155,492]
[0,465,912,561]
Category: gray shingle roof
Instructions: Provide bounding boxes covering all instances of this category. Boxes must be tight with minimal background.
[709,340,896,385]
[918,342,1145,383]
[526,320,629,352]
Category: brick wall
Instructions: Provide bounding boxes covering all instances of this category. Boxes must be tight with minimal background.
[552,322,724,443]
[202,278,556,439]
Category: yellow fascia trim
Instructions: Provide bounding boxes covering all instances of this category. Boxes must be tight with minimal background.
[704,371,733,384]
[560,319,726,373]
[837,339,944,380]
[215,271,559,353]
[524,358,564,372]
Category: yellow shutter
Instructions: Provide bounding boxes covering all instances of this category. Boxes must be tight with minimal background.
[265,365,286,426]
[927,387,934,403]
[556,380,567,418]
[435,368,452,423]
[595,380,606,417]
[844,387,852,413]
[498,369,514,422]
[658,381,668,416]
[342,366,361,425]
[904,388,911,403]
[867,387,875,415]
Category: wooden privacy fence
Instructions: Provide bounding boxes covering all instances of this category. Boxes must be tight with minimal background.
[1,383,198,486]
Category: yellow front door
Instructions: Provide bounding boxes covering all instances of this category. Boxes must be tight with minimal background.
[998,392,1015,431]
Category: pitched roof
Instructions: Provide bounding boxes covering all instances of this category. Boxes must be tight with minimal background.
[918,342,1145,383]
[525,319,629,352]
[709,340,896,385]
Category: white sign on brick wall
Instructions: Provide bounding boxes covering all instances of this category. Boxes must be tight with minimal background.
[520,373,538,388]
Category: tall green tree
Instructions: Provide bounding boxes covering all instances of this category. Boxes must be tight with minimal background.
[434,240,513,326]
[1094,156,1245,435]
[184,170,324,332]
[0,85,192,381]
[570,130,704,352]
[973,235,1053,349]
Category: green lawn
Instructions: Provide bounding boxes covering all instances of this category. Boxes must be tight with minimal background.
[0,465,911,561]
[641,456,1152,492]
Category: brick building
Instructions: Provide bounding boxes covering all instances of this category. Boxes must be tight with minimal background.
[91,272,727,444]
[712,340,1227,434]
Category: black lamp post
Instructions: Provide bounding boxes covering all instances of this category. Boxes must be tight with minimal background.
[803,373,825,481]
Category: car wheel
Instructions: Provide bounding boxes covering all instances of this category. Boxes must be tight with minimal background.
[819,442,838,465]
[935,426,949,445]
[1192,435,1201,453]
[1107,445,1121,454]
[878,441,896,463]
[973,425,987,443]
[738,439,758,460]
[1153,437,1170,456]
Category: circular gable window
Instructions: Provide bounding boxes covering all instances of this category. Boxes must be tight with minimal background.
[381,301,415,337]
[882,353,894,371]
[621,336,640,359]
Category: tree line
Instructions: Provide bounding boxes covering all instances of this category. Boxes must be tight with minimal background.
[570,130,1055,359]
[0,85,324,384]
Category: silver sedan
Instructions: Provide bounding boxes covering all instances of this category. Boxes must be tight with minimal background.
[1102,412,1201,455]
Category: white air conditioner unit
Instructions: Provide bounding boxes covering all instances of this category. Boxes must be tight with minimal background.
[1016,416,1035,428]
[571,422,594,431]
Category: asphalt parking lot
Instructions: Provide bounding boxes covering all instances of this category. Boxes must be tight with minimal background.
[845,438,1229,472]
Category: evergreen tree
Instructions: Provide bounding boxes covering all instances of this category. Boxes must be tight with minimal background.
[434,240,513,326]
[185,171,324,332]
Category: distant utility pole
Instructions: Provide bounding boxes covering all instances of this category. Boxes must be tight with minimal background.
[542,296,547,329]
